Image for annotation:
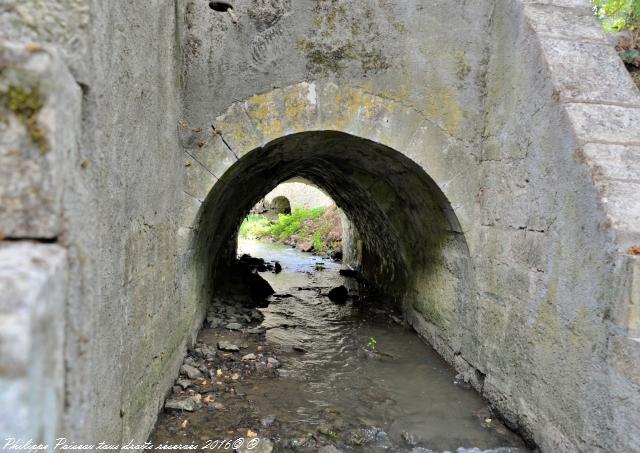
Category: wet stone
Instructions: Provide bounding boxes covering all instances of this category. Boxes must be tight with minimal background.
[165,396,202,412]
[226,322,243,331]
[217,341,240,352]
[176,378,192,389]
[180,364,203,379]
[261,414,276,428]
[328,285,348,303]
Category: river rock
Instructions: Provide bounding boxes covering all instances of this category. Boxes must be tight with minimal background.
[242,353,257,361]
[328,285,348,303]
[250,309,264,321]
[226,322,243,331]
[261,414,276,427]
[165,396,202,412]
[207,316,224,328]
[176,378,192,389]
[339,269,358,278]
[267,357,279,368]
[180,364,203,379]
[297,239,314,252]
[236,439,273,453]
[217,341,240,352]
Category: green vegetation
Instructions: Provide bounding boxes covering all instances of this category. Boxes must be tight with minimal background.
[239,214,272,239]
[239,207,340,254]
[593,0,639,32]
[367,337,377,351]
[593,0,640,71]
[268,207,324,241]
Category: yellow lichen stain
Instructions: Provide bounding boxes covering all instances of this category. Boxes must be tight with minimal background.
[2,84,48,154]
[215,106,260,152]
[283,86,313,132]
[329,87,387,131]
[425,87,462,135]
[245,92,284,139]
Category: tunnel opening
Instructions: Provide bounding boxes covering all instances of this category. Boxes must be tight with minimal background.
[240,179,348,260]
[195,131,471,314]
[268,196,291,215]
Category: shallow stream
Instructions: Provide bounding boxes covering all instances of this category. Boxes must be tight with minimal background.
[147,238,529,452]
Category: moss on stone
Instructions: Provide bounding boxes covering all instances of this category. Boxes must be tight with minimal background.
[1,84,48,154]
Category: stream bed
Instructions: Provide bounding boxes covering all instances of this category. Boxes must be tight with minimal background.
[147,239,529,452]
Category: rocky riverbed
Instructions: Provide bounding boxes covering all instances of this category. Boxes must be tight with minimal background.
[146,240,530,453]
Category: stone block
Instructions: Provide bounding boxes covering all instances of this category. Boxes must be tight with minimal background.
[582,143,640,181]
[0,41,81,239]
[525,3,607,42]
[539,37,639,103]
[564,103,640,143]
[0,242,67,444]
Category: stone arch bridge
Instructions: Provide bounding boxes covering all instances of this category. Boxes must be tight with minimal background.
[1,0,639,451]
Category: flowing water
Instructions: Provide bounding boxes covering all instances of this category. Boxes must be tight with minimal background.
[147,239,529,452]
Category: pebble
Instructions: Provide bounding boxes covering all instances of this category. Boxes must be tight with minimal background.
[242,353,257,361]
[267,357,279,368]
[180,364,203,379]
[165,396,201,412]
[328,285,348,303]
[217,341,240,352]
[247,328,265,334]
[261,414,276,427]
[176,378,192,389]
[226,322,243,331]
[207,317,224,328]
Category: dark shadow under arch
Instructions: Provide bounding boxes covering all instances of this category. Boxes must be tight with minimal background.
[195,131,473,332]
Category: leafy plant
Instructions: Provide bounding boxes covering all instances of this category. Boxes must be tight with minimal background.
[367,337,377,351]
[593,0,640,76]
[593,0,640,32]
[239,214,272,239]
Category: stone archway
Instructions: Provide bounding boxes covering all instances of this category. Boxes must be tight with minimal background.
[177,84,481,372]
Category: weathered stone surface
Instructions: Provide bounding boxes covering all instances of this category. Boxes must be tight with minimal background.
[0,242,67,444]
[0,41,81,238]
[2,0,640,451]
[217,341,240,352]
[538,37,639,103]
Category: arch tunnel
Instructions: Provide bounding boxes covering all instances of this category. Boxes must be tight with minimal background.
[193,131,474,324]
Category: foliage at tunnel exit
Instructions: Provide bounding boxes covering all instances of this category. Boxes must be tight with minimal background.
[593,0,640,32]
[239,207,340,254]
[593,0,640,79]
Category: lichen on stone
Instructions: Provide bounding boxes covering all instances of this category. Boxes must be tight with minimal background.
[1,84,48,154]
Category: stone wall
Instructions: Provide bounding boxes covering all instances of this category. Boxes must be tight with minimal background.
[1,1,192,448]
[1,0,639,451]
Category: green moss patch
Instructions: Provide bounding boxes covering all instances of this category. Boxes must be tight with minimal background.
[1,84,48,154]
